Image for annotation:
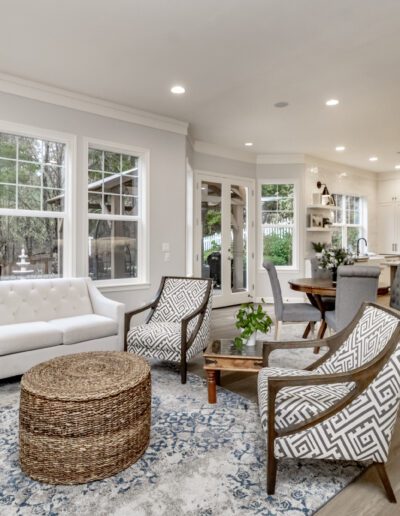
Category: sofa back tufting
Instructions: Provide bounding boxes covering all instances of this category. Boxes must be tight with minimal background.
[0,278,93,325]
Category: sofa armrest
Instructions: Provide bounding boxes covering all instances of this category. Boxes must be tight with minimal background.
[85,279,125,337]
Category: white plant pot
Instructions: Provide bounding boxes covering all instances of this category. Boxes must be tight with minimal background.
[246,332,257,347]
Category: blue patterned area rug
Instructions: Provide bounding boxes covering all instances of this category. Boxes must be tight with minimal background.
[0,361,364,516]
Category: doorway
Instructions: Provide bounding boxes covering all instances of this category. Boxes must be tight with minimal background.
[194,172,255,307]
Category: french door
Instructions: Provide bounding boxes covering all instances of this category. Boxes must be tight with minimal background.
[194,172,255,307]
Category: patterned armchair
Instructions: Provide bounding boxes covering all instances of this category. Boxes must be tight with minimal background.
[258,302,400,502]
[125,276,212,383]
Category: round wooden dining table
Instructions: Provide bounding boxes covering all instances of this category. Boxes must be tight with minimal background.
[288,277,390,339]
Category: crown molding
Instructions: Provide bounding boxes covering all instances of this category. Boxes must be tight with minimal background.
[193,140,257,164]
[256,153,306,165]
[0,72,189,135]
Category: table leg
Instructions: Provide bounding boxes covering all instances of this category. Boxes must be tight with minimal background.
[206,370,217,403]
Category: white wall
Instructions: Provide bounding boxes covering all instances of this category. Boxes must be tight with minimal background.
[191,151,256,178]
[0,91,187,310]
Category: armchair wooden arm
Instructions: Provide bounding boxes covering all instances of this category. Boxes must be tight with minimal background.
[124,301,158,351]
[262,339,333,367]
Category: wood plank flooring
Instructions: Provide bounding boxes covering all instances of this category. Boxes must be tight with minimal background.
[188,298,400,516]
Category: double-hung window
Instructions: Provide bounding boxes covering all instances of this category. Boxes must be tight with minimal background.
[260,182,297,268]
[332,194,365,253]
[87,143,148,285]
[0,131,67,278]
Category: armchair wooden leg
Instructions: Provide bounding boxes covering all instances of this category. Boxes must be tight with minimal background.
[375,463,397,503]
[267,450,277,495]
[302,322,311,339]
[314,320,327,353]
[181,356,187,384]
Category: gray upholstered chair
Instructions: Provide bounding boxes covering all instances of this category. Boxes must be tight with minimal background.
[124,276,212,383]
[310,257,335,311]
[264,261,322,339]
[324,265,380,333]
[258,302,400,502]
[390,265,400,311]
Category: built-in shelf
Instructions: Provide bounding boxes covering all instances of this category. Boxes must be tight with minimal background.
[306,227,333,232]
[307,204,337,210]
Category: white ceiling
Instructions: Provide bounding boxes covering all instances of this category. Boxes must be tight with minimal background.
[1,0,400,172]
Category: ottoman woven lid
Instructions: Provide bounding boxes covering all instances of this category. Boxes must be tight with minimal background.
[21,352,150,401]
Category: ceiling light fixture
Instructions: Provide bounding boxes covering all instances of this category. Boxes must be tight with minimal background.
[170,85,185,95]
[335,146,346,152]
[274,101,289,108]
[395,165,400,170]
[369,156,378,162]
[326,99,339,106]
[244,142,253,147]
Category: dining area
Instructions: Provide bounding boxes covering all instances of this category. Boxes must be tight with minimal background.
[264,248,398,343]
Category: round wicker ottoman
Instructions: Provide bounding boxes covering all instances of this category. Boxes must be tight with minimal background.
[19,352,151,484]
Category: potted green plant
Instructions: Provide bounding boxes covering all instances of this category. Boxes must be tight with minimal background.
[319,247,354,283]
[234,299,272,349]
[311,241,327,258]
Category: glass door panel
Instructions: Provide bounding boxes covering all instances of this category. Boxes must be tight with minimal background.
[230,184,248,293]
[201,180,222,296]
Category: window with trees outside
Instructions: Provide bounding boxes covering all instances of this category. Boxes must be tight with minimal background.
[331,194,365,253]
[87,145,143,282]
[0,132,65,279]
[261,182,296,267]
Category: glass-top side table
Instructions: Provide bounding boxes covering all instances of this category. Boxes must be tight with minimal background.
[203,339,264,403]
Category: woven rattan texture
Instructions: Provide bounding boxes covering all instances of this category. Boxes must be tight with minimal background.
[19,352,151,484]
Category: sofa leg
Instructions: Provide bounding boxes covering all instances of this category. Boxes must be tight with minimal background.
[375,463,397,503]
[267,453,277,495]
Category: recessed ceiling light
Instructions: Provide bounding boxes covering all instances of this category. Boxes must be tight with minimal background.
[326,99,339,106]
[369,156,378,162]
[274,101,289,108]
[395,165,400,170]
[244,142,253,147]
[335,146,346,152]
[170,85,185,95]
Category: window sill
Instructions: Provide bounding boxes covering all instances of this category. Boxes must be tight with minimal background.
[95,281,151,293]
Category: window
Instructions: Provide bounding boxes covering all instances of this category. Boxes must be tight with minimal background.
[260,182,296,267]
[332,194,365,252]
[87,143,147,284]
[0,131,66,278]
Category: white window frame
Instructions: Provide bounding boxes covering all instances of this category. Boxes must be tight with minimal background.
[83,137,150,289]
[0,120,77,277]
[332,193,367,251]
[258,178,299,271]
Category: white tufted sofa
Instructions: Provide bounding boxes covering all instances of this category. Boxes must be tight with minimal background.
[0,277,124,379]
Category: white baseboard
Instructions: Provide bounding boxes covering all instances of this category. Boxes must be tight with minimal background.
[255,296,305,304]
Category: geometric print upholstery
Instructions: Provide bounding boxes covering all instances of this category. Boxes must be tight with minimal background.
[151,278,209,323]
[275,342,400,463]
[127,278,212,364]
[316,306,399,375]
[258,367,353,432]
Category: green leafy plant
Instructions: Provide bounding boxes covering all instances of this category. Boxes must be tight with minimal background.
[234,299,273,349]
[311,241,327,253]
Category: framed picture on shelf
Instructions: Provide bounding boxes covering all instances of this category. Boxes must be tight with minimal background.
[311,214,324,228]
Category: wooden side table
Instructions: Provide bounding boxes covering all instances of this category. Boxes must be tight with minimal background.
[203,339,264,403]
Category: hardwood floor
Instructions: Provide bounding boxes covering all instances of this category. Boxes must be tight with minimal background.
[189,298,400,516]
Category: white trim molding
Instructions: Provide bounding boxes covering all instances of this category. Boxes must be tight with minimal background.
[193,140,257,164]
[0,72,188,136]
[257,154,306,165]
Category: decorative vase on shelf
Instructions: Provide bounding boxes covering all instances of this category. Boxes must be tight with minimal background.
[332,267,338,284]
[246,332,257,347]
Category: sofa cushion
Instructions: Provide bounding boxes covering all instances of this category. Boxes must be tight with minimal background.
[48,314,118,345]
[0,278,93,325]
[0,322,63,356]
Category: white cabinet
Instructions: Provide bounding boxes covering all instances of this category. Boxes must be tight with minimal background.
[377,202,400,253]
[378,180,400,204]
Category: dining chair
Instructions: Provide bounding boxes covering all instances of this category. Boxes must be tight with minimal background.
[258,302,400,501]
[310,256,335,311]
[390,265,400,311]
[324,265,380,333]
[264,261,322,339]
[124,276,212,383]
